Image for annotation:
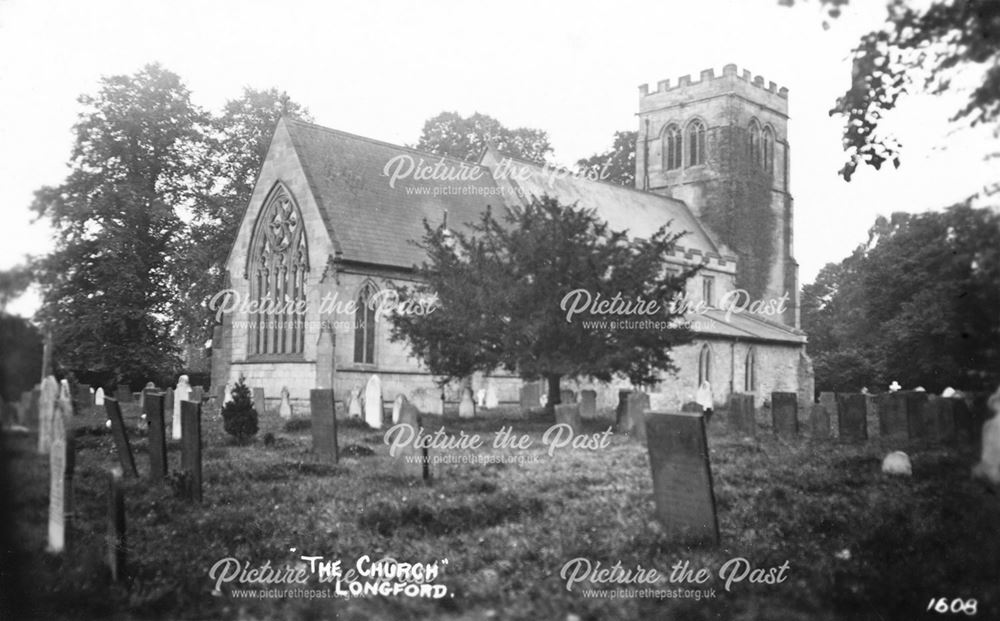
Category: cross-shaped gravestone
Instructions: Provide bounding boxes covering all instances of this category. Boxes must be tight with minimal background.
[104,398,138,477]
[310,389,338,464]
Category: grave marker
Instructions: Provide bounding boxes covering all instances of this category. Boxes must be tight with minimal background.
[94,387,105,407]
[46,431,75,554]
[520,382,542,412]
[115,384,132,403]
[348,386,363,418]
[645,412,719,546]
[458,386,475,419]
[107,467,126,583]
[181,400,203,502]
[579,390,597,419]
[144,392,167,481]
[279,386,292,419]
[395,401,429,481]
[173,375,191,440]
[819,392,837,438]
[104,398,138,477]
[809,402,831,439]
[485,382,499,409]
[877,392,907,438]
[191,385,204,404]
[904,391,929,440]
[836,393,868,442]
[38,376,58,454]
[727,393,756,437]
[164,387,174,413]
[771,392,799,437]
[622,391,650,443]
[252,387,265,414]
[554,403,582,434]
[310,389,338,463]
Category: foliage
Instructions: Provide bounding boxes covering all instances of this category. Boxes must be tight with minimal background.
[30,63,206,385]
[0,313,43,401]
[413,111,552,163]
[0,265,33,312]
[221,376,259,443]
[575,130,636,187]
[801,203,1000,392]
[388,195,696,406]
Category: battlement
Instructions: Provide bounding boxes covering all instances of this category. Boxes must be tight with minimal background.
[638,63,788,100]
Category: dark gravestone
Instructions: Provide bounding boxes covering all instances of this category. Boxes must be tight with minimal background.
[310,389,338,464]
[615,390,631,429]
[864,394,880,439]
[645,412,719,546]
[104,399,138,477]
[253,388,265,414]
[919,396,948,442]
[681,402,704,413]
[727,393,756,437]
[903,391,929,440]
[819,392,837,438]
[75,384,92,409]
[878,393,908,438]
[144,393,168,481]
[191,386,204,404]
[164,388,174,414]
[809,403,831,439]
[579,390,597,419]
[107,467,126,583]
[953,398,975,445]
[771,392,798,437]
[932,397,957,443]
[623,392,650,443]
[519,382,541,412]
[115,385,132,403]
[836,393,868,442]
[181,400,203,502]
[554,403,582,434]
[560,389,576,405]
[395,403,429,481]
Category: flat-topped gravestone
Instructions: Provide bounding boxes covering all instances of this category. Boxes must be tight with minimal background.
[903,391,929,439]
[920,396,953,443]
[819,392,837,438]
[579,390,597,419]
[252,388,265,414]
[144,392,167,481]
[104,398,138,477]
[458,386,475,419]
[38,376,58,454]
[364,375,384,427]
[107,467,126,583]
[771,392,799,437]
[836,393,868,442]
[681,401,704,413]
[395,401,429,481]
[645,412,719,546]
[554,403,582,434]
[485,382,499,409]
[878,393,908,438]
[809,403,831,439]
[190,385,204,404]
[279,386,292,419]
[181,400,203,502]
[348,386,363,418]
[173,375,191,440]
[560,389,576,404]
[310,389,338,464]
[727,393,756,437]
[94,387,105,407]
[115,384,132,403]
[520,382,542,412]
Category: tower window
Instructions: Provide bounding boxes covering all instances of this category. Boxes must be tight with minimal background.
[745,347,757,392]
[702,275,715,306]
[748,120,761,168]
[663,124,682,171]
[687,120,706,166]
[354,281,378,364]
[698,344,712,386]
[762,126,774,174]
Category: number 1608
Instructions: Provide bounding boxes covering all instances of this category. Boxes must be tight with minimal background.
[927,598,977,615]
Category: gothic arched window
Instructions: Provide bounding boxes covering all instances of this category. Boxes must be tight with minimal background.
[748,120,761,168]
[698,344,712,386]
[745,347,757,392]
[354,281,377,364]
[762,126,775,174]
[248,183,308,356]
[687,119,706,166]
[663,124,682,171]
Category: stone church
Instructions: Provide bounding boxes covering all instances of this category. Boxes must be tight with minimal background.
[211,63,813,414]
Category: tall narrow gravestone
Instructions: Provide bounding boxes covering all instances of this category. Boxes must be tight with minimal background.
[348,386,363,418]
[645,412,719,546]
[365,376,384,427]
[554,403,582,434]
[809,402,831,439]
[923,396,955,443]
[310,389,338,464]
[104,399,138,477]
[279,387,292,419]
[252,388,265,415]
[47,433,75,554]
[727,393,756,437]
[903,391,929,440]
[107,467,126,583]
[878,392,908,438]
[181,400,203,502]
[771,392,799,437]
[38,376,58,454]
[579,390,597,419]
[144,392,168,481]
[395,402,430,482]
[458,386,476,419]
[623,392,650,443]
[837,393,868,442]
[173,375,191,441]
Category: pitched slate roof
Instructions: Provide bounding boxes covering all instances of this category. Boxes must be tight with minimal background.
[690,308,806,344]
[283,118,502,269]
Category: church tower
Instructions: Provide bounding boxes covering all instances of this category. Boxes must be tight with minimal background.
[635,64,799,327]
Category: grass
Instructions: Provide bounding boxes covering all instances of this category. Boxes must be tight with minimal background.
[2,402,998,620]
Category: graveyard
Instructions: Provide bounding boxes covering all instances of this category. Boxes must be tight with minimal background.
[3,388,999,620]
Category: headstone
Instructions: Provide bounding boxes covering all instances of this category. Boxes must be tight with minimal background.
[191,385,204,403]
[94,387,105,407]
[920,395,949,442]
[116,384,132,403]
[18,391,32,426]
[181,400,203,502]
[279,386,292,419]
[46,430,75,554]
[164,388,174,413]
[903,391,929,440]
[38,376,58,454]
[727,393,756,437]
[485,382,499,409]
[615,390,631,429]
[107,467,126,583]
[144,392,167,481]
[391,394,405,424]
[395,400,430,481]
[882,451,912,476]
[104,399,138,477]
[252,388,265,414]
[681,402,704,413]
[348,386,363,418]
[458,387,475,419]
[138,382,156,408]
[836,393,868,442]
[645,412,719,546]
[75,383,92,409]
[622,391,650,442]
[173,375,191,441]
[554,403,582,434]
[809,402,831,439]
[560,389,576,404]
[520,382,542,412]
[409,387,443,415]
[878,392,908,438]
[364,375,383,427]
[579,390,597,419]
[771,392,798,437]
[222,381,234,406]
[929,396,957,443]
[819,392,837,438]
[476,388,486,408]
[310,389,338,463]
[695,381,713,412]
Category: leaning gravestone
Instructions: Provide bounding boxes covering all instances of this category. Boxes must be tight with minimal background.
[252,387,265,415]
[485,382,499,409]
[310,389,338,464]
[107,467,126,583]
[878,392,908,438]
[727,393,756,437]
[144,392,168,481]
[458,386,475,419]
[579,390,598,419]
[46,425,75,554]
[348,386,363,418]
[364,376,384,427]
[395,400,429,481]
[771,392,799,438]
[181,400,203,502]
[116,384,132,403]
[173,375,191,440]
[94,387,105,407]
[279,386,292,419]
[38,376,58,454]
[809,402,831,439]
[104,398,138,477]
[554,403,582,434]
[837,393,868,442]
[645,412,719,546]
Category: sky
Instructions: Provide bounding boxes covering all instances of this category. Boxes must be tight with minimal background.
[0,0,996,318]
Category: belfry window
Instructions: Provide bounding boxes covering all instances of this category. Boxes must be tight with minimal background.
[663,124,682,171]
[748,120,761,168]
[687,120,706,166]
[762,126,775,174]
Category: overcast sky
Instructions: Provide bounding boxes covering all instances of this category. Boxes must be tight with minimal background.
[1,0,995,317]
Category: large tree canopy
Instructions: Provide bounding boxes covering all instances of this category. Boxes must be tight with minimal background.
[388,195,696,407]
[576,130,637,187]
[801,203,1000,392]
[413,111,552,163]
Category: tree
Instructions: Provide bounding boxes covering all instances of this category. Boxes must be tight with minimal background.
[781,0,1000,181]
[388,195,696,408]
[413,111,552,163]
[221,375,259,444]
[176,88,311,346]
[801,203,1000,392]
[30,63,208,386]
[0,265,32,313]
[576,130,637,187]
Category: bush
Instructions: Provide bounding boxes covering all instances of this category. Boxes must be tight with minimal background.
[221,376,258,444]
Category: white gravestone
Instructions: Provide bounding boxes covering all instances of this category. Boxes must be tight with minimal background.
[391,394,405,424]
[972,387,1000,485]
[173,375,191,440]
[279,386,292,419]
[459,387,476,418]
[348,386,363,418]
[94,387,105,406]
[696,381,713,411]
[476,389,486,408]
[38,376,58,454]
[364,375,383,429]
[47,439,69,553]
[223,381,235,406]
[485,381,499,409]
